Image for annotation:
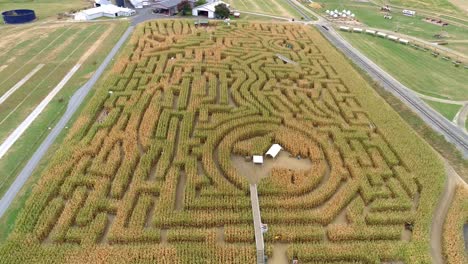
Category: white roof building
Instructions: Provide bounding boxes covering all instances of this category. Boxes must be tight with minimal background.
[74,4,135,20]
[192,0,229,19]
[266,144,282,158]
[253,155,263,164]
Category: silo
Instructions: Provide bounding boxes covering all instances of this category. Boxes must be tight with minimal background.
[115,0,125,7]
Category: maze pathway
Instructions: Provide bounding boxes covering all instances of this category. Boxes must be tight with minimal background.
[1,21,444,264]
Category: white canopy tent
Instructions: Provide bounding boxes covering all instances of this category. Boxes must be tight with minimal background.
[265,144,282,158]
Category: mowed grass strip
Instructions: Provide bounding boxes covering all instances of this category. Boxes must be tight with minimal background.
[341,32,468,101]
[225,0,303,18]
[387,0,462,14]
[0,25,79,95]
[0,24,107,142]
[422,100,462,120]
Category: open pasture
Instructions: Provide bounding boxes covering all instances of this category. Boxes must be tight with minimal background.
[0,20,444,263]
[224,0,303,19]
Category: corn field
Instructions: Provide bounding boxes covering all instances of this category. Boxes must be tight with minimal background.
[0,20,447,263]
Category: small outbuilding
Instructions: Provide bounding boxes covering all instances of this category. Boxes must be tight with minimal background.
[192,0,229,19]
[266,144,282,158]
[74,4,135,20]
[153,0,196,16]
[253,155,264,165]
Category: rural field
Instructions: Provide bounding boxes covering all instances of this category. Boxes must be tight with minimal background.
[0,0,91,22]
[0,20,446,263]
[315,0,468,53]
[340,32,468,121]
[0,21,129,197]
[223,0,303,19]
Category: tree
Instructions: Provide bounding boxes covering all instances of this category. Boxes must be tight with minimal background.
[214,3,230,18]
[177,0,192,16]
[195,0,206,7]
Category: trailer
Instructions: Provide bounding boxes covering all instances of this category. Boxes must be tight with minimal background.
[387,35,398,41]
[399,38,409,44]
[339,26,351,32]
[376,32,387,38]
[353,27,363,33]
[365,29,376,35]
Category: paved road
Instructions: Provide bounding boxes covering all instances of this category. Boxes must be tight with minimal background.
[0,25,135,219]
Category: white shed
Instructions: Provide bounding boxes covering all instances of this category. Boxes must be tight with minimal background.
[74,4,135,20]
[266,144,282,158]
[192,0,229,19]
[253,155,264,164]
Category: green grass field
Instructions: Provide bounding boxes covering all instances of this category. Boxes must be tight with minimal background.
[341,31,468,101]
[385,0,462,15]
[224,0,303,18]
[0,0,91,22]
[422,100,462,120]
[317,0,468,53]
[0,21,129,197]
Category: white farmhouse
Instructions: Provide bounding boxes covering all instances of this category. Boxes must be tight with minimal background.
[192,0,229,19]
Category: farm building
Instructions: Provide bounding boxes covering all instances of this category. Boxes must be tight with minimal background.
[128,0,151,8]
[192,0,229,19]
[153,0,196,16]
[74,4,135,20]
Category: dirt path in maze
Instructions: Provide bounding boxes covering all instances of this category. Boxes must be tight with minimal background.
[430,160,467,264]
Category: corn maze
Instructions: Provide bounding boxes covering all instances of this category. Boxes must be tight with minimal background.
[0,20,445,263]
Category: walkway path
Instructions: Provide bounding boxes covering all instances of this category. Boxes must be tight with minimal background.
[250,184,265,264]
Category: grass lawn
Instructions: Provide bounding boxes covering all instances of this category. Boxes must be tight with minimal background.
[224,0,304,18]
[422,100,462,120]
[341,31,468,101]
[385,0,462,15]
[0,20,129,197]
[316,0,468,53]
[0,0,91,23]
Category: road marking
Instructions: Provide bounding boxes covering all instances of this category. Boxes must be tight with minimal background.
[0,64,45,105]
[0,64,81,160]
